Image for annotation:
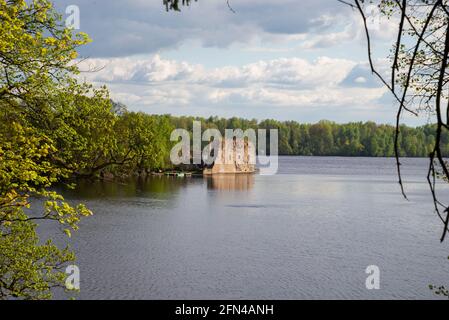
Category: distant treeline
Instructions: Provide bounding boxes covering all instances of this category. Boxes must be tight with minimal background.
[169,116,444,157]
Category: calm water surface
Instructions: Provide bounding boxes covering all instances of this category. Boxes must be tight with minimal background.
[43,157,449,299]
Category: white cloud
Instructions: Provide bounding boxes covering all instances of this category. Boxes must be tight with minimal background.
[298,12,399,50]
[51,0,402,123]
[79,55,202,83]
[354,76,367,84]
[80,55,356,88]
[79,54,387,120]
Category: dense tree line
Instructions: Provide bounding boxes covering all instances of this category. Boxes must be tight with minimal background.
[169,116,444,157]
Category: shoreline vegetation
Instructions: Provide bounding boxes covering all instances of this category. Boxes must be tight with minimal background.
[90,103,449,181]
[67,101,449,181]
[170,115,446,158]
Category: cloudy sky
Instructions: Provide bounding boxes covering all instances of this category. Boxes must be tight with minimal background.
[54,0,419,124]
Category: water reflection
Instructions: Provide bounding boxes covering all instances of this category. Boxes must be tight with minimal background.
[62,176,189,199]
[206,174,255,191]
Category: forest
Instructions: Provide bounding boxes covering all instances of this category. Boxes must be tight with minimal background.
[44,102,444,179]
[6,92,443,183]
[170,116,446,158]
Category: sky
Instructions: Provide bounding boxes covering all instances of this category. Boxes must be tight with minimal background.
[54,0,424,125]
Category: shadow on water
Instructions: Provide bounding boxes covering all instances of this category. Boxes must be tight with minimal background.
[60,174,256,200]
[60,176,198,199]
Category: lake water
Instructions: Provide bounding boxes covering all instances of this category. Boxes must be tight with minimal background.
[43,157,449,300]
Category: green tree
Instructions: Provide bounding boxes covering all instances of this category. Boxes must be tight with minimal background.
[0,0,91,299]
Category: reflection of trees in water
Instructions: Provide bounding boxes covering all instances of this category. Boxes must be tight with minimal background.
[206,174,255,191]
[60,175,255,198]
[62,177,188,199]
